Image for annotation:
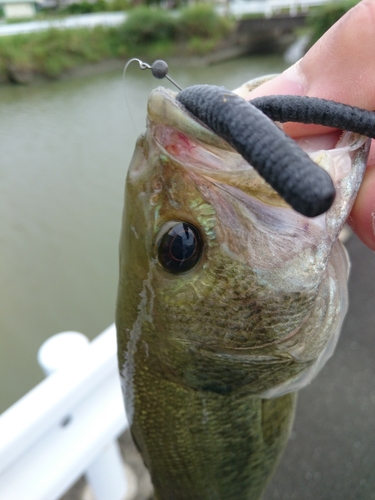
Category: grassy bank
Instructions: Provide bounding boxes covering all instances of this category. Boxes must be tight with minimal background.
[0,27,124,82]
[0,5,235,84]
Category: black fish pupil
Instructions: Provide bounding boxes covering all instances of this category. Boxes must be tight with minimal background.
[158,222,202,273]
[170,226,193,261]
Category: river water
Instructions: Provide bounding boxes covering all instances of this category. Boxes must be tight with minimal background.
[0,55,288,413]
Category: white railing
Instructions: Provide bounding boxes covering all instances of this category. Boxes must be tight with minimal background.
[0,324,135,500]
[225,0,334,18]
[0,12,127,37]
[265,0,334,16]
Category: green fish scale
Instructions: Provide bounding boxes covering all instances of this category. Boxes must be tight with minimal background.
[158,254,316,351]
[130,355,297,500]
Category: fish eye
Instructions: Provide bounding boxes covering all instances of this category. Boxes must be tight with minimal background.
[158,222,203,274]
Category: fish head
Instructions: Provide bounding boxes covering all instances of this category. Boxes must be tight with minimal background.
[117,84,369,417]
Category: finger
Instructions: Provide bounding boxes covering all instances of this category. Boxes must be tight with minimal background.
[348,141,375,250]
[238,0,375,138]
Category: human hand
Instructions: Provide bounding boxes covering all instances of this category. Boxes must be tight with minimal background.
[237,0,375,250]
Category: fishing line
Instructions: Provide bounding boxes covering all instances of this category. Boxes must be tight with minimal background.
[122,58,157,136]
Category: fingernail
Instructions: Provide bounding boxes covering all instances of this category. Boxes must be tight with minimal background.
[241,60,309,100]
[281,61,309,96]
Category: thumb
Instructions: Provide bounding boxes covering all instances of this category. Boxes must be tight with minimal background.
[238,0,375,109]
[236,0,375,249]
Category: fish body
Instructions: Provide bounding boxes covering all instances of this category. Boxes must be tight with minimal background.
[116,83,369,499]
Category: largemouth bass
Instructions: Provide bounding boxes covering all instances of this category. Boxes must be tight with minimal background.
[116,77,370,499]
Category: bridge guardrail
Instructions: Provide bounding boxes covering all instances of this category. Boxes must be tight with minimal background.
[0,324,133,500]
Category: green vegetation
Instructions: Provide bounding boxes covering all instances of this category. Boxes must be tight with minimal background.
[179,3,233,39]
[0,26,124,82]
[307,0,359,44]
[119,7,177,46]
[0,4,235,83]
[118,4,233,51]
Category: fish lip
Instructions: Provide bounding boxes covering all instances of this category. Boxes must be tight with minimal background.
[147,86,236,150]
[148,86,368,189]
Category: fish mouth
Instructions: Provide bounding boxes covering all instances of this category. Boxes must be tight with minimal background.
[147,86,369,227]
[148,87,290,210]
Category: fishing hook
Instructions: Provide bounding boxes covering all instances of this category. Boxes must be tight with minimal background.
[126,58,182,91]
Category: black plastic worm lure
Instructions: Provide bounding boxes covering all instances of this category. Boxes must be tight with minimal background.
[177,85,375,218]
[251,95,375,137]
